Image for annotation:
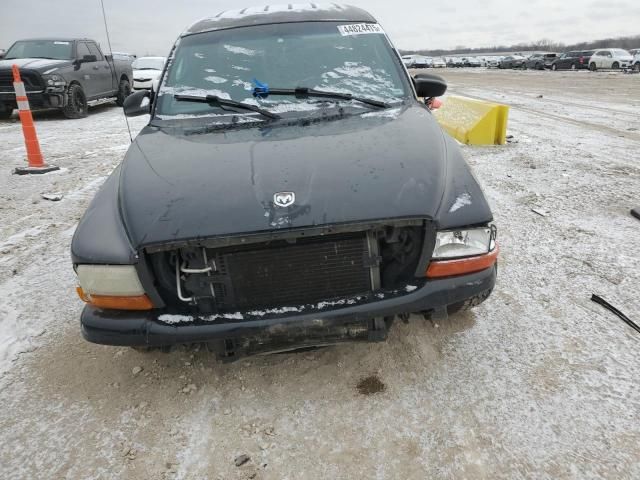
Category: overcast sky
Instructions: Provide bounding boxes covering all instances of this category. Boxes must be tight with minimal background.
[1,0,639,55]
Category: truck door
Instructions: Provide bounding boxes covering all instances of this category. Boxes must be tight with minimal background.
[75,42,99,98]
[87,42,114,95]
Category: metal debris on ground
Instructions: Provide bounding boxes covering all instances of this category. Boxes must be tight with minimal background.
[531,208,548,217]
[631,208,640,220]
[591,294,640,335]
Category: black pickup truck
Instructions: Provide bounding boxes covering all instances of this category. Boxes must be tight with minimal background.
[0,38,133,119]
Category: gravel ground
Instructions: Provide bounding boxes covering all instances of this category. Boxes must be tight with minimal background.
[1,70,639,479]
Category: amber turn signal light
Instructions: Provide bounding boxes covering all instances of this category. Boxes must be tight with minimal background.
[426,246,499,278]
[76,287,154,311]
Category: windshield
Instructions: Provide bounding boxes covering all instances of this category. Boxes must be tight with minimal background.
[612,49,630,56]
[132,57,165,70]
[5,40,73,60]
[156,22,409,119]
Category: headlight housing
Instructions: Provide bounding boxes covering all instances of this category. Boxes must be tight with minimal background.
[432,226,496,259]
[426,226,498,278]
[44,74,66,87]
[76,265,153,310]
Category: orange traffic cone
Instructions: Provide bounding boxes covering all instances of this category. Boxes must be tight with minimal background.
[12,64,59,175]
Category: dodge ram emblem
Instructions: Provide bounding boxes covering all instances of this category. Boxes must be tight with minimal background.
[274,192,295,207]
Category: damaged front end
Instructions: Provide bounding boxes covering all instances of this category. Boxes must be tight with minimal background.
[138,219,431,358]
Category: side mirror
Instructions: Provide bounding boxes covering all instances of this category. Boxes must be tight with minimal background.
[123,89,151,117]
[79,54,97,64]
[413,73,447,99]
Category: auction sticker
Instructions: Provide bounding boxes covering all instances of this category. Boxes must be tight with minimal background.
[338,23,385,36]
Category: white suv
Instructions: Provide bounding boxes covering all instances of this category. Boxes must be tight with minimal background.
[588,49,634,71]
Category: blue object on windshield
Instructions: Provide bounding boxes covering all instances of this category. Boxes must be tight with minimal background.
[253,78,270,98]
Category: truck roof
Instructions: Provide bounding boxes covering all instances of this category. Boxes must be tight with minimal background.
[13,38,93,42]
[184,3,376,36]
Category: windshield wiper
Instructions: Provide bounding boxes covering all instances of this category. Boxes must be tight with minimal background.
[174,94,280,120]
[253,86,391,109]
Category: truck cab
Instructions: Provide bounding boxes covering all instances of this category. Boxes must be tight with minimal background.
[0,38,133,119]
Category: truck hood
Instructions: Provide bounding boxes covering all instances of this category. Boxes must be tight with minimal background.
[119,105,450,248]
[0,58,72,72]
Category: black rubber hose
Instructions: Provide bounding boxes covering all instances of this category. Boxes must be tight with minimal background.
[591,294,640,335]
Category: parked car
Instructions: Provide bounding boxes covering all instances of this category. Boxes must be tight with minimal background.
[401,55,415,68]
[112,52,137,64]
[401,54,430,68]
[432,57,446,68]
[463,57,482,67]
[550,50,594,70]
[414,56,432,68]
[447,57,463,68]
[0,38,133,119]
[633,52,640,72]
[499,55,525,69]
[588,48,634,71]
[132,56,166,90]
[486,57,501,68]
[524,53,557,70]
[72,5,498,360]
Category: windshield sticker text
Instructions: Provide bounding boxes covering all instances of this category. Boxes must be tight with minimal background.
[337,24,385,36]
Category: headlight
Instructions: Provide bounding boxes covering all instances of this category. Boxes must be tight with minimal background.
[76,265,153,310]
[427,226,498,278]
[433,226,496,259]
[45,74,66,87]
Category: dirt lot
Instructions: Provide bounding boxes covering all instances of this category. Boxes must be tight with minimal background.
[1,69,639,479]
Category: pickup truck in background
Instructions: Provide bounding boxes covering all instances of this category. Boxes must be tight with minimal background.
[0,38,133,119]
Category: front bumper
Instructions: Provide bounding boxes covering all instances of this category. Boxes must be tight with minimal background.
[0,90,66,110]
[81,266,497,354]
[133,79,153,90]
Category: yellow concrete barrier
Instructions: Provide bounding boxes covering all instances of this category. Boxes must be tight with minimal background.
[434,96,509,145]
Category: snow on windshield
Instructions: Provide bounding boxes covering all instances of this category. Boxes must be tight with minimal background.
[156,22,407,118]
[223,45,258,56]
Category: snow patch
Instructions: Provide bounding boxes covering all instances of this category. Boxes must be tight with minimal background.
[449,193,472,213]
[204,76,227,84]
[159,86,232,100]
[158,314,193,325]
[0,226,46,250]
[224,45,258,56]
[232,79,253,91]
[362,107,402,119]
[197,4,341,24]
